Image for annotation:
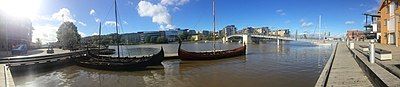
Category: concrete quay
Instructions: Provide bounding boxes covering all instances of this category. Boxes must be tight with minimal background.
[352,42,400,86]
[316,42,373,87]
[316,42,400,87]
[0,64,15,87]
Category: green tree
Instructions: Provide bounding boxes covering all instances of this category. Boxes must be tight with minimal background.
[156,36,168,43]
[145,36,151,43]
[179,32,189,40]
[56,22,81,50]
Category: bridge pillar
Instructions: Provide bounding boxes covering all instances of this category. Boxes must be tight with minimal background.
[243,35,252,44]
[222,37,227,43]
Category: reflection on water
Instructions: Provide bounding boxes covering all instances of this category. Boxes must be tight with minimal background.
[13,41,332,87]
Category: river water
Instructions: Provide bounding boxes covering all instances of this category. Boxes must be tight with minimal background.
[12,41,333,87]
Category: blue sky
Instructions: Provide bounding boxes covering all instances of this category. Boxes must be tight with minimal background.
[0,0,382,43]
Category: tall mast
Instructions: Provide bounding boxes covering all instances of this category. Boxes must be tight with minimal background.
[213,0,216,52]
[98,22,102,49]
[318,15,321,40]
[114,0,120,57]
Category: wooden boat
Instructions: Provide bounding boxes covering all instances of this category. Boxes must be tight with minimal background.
[178,41,245,60]
[74,0,164,70]
[178,0,246,60]
[90,48,115,55]
[75,47,164,70]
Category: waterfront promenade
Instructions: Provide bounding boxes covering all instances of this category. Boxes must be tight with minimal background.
[316,43,373,87]
[0,64,14,87]
[317,42,400,87]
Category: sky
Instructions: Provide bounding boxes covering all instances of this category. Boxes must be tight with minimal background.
[0,0,382,43]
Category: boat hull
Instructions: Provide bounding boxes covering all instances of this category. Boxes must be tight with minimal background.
[75,47,164,71]
[178,46,246,60]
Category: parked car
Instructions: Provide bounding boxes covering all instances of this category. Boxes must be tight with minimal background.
[47,45,54,54]
[11,44,28,55]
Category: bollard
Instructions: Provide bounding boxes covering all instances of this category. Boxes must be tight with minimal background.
[370,40,375,63]
[349,42,354,49]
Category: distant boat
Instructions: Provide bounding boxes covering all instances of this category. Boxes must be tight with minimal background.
[75,0,164,70]
[178,0,246,60]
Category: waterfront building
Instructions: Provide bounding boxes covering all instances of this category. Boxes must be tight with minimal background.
[120,33,142,44]
[0,11,34,51]
[269,29,290,37]
[377,0,400,46]
[191,34,203,41]
[188,30,196,35]
[164,29,178,42]
[237,26,270,35]
[255,27,270,35]
[238,27,256,34]
[346,30,366,40]
[221,25,237,36]
[201,30,210,36]
[364,14,381,41]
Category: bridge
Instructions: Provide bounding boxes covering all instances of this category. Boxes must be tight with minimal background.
[223,34,313,44]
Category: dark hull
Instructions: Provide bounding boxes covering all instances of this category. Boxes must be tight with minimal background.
[178,45,246,60]
[75,47,164,71]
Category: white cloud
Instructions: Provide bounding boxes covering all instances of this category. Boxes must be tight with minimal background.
[276,9,283,13]
[90,9,96,16]
[173,7,180,11]
[92,33,99,36]
[159,24,176,30]
[301,22,313,27]
[122,20,128,24]
[161,0,189,6]
[345,21,355,25]
[276,9,286,16]
[104,21,119,27]
[299,18,313,27]
[78,21,87,26]
[137,1,171,24]
[32,24,59,44]
[51,8,76,22]
[78,31,86,37]
[95,18,101,23]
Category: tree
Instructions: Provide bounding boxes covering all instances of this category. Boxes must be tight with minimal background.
[145,36,151,43]
[179,32,189,40]
[156,36,168,43]
[36,38,42,45]
[56,22,81,50]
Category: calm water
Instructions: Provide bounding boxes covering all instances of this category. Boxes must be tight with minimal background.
[12,41,333,87]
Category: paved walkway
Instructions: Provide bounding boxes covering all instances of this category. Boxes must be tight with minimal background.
[326,43,373,87]
[0,48,70,58]
[0,64,14,87]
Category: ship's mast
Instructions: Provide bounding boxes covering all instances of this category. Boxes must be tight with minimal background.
[114,0,120,57]
[213,0,216,52]
[318,15,321,40]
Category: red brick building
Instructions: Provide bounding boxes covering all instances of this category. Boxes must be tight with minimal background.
[346,30,366,40]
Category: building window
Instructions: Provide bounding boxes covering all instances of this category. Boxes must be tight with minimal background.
[384,19,387,26]
[387,6,390,14]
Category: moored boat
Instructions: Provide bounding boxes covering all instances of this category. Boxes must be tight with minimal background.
[74,0,165,70]
[178,0,246,60]
[178,41,246,60]
[75,47,164,70]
